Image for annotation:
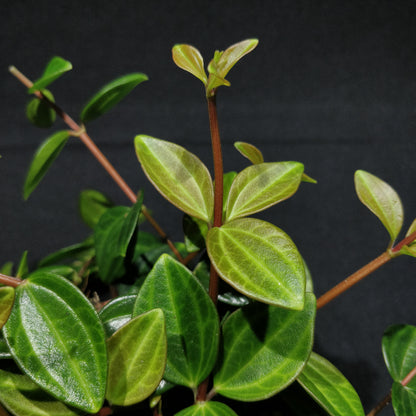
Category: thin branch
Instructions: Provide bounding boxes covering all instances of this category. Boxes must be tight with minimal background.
[366,391,392,416]
[0,273,22,288]
[9,66,183,263]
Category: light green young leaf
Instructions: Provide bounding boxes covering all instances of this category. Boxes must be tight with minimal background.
[94,196,142,283]
[0,261,14,275]
[172,44,207,84]
[297,352,365,416]
[354,170,403,244]
[79,189,113,229]
[133,254,219,388]
[3,272,107,413]
[0,287,14,329]
[106,309,166,406]
[16,250,29,278]
[80,73,148,123]
[392,382,416,416]
[207,218,305,309]
[214,293,316,401]
[382,324,416,390]
[26,89,56,128]
[0,368,80,416]
[225,162,304,221]
[234,141,264,164]
[175,401,238,416]
[29,56,72,93]
[23,130,70,200]
[135,135,214,222]
[99,294,136,338]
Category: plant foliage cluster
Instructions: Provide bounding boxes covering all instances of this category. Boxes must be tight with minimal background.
[1,40,416,416]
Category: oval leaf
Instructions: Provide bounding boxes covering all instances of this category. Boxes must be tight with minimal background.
[135,135,214,222]
[3,272,107,412]
[392,382,416,416]
[175,401,238,416]
[23,130,70,200]
[172,44,207,84]
[0,368,80,416]
[225,162,304,221]
[99,294,136,338]
[207,218,306,309]
[382,324,416,390]
[81,73,148,123]
[234,141,264,164]
[79,189,113,229]
[214,293,316,401]
[26,89,56,128]
[354,170,403,244]
[106,309,166,406]
[29,56,72,93]
[297,352,365,416]
[0,287,15,329]
[133,254,219,388]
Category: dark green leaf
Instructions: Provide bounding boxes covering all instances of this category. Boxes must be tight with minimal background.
[94,196,142,283]
[225,162,304,222]
[297,352,365,416]
[23,130,70,200]
[135,135,214,222]
[175,401,238,416]
[29,56,72,93]
[3,272,107,412]
[172,44,207,84]
[354,170,403,244]
[0,287,14,329]
[207,218,306,309]
[133,254,219,388]
[26,89,56,128]
[79,189,113,228]
[81,73,148,123]
[392,382,416,416]
[99,294,136,337]
[382,324,416,390]
[234,141,264,164]
[0,336,11,359]
[183,214,208,252]
[35,265,82,286]
[0,368,80,416]
[214,293,316,401]
[16,250,29,278]
[106,309,166,406]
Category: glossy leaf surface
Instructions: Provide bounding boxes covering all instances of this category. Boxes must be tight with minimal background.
[135,135,214,222]
[225,162,304,221]
[214,293,316,401]
[382,324,416,390]
[297,352,365,416]
[26,89,56,128]
[23,130,70,199]
[0,368,80,416]
[3,272,107,412]
[29,56,72,93]
[94,197,142,283]
[354,170,403,243]
[172,44,207,84]
[175,401,238,416]
[0,287,14,329]
[133,254,219,388]
[99,294,136,337]
[79,189,113,228]
[106,309,166,406]
[392,382,416,416]
[81,73,148,123]
[207,218,305,309]
[234,141,264,164]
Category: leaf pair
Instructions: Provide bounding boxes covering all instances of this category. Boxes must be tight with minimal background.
[172,39,258,96]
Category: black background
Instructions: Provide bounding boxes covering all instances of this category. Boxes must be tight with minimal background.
[2,1,416,415]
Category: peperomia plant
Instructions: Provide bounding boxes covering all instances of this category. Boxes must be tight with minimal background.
[1,39,416,416]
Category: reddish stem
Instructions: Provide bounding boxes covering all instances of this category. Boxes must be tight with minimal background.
[366,391,392,416]
[0,273,22,288]
[9,66,183,263]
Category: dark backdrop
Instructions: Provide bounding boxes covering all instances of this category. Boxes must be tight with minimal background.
[2,1,416,415]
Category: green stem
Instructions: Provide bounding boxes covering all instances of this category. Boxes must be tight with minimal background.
[0,273,22,288]
[9,66,183,263]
